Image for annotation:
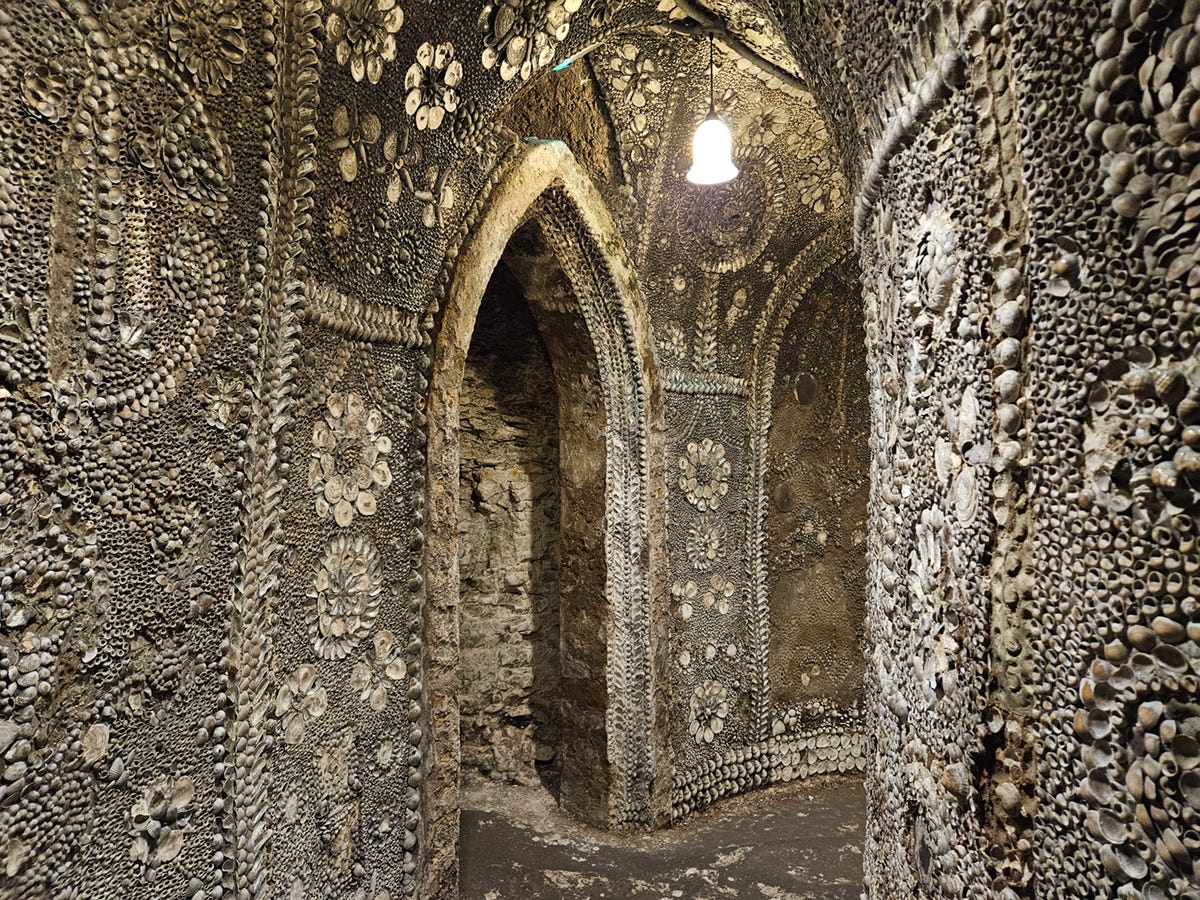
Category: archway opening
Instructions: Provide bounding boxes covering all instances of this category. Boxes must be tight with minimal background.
[453,216,613,824]
[457,254,565,798]
[421,141,668,900]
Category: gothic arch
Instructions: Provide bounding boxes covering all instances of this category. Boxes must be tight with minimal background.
[745,222,857,736]
[421,139,669,897]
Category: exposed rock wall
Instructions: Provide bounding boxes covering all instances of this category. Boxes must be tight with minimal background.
[457,263,562,786]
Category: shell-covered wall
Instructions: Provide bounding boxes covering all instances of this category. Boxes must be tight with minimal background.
[0,0,864,891]
[779,0,1200,895]
[765,264,869,718]
[0,0,275,895]
[4,0,1199,898]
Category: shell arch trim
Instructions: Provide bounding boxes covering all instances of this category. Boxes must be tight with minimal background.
[421,138,670,897]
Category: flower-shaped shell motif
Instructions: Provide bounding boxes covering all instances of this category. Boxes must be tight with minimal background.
[275,664,328,744]
[405,42,462,131]
[158,96,234,211]
[309,391,394,527]
[702,574,735,614]
[205,375,243,430]
[743,91,790,147]
[678,438,730,510]
[330,103,382,183]
[376,128,421,203]
[326,0,405,84]
[685,514,726,570]
[349,629,409,711]
[309,534,384,660]
[21,59,75,122]
[671,579,698,620]
[415,165,455,229]
[689,680,729,744]
[478,0,582,82]
[130,776,195,866]
[609,43,661,108]
[163,0,247,94]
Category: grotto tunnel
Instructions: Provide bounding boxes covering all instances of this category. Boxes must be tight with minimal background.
[3,0,1200,898]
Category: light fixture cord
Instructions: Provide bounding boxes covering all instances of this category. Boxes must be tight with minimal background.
[708,32,715,112]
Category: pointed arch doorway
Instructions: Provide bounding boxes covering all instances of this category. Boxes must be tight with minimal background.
[421,140,669,898]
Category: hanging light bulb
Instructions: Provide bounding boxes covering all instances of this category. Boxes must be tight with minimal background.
[688,112,739,185]
[687,34,739,186]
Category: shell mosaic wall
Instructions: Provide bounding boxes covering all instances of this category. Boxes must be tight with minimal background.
[778,0,1200,895]
[1,1,1198,899]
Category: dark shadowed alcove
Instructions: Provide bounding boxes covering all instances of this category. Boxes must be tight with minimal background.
[457,257,564,794]
[432,215,614,827]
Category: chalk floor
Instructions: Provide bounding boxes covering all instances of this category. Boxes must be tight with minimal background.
[460,776,866,900]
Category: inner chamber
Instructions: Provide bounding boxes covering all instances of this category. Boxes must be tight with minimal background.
[458,258,564,796]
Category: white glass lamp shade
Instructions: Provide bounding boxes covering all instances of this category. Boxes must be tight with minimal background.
[687,112,739,185]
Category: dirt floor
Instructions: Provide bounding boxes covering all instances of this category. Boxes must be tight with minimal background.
[460,776,866,900]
